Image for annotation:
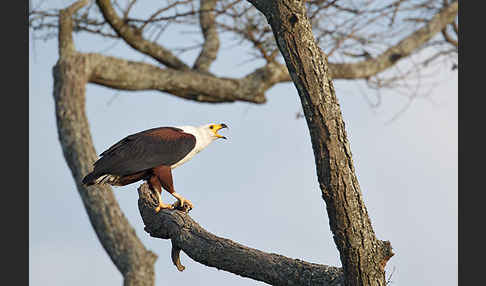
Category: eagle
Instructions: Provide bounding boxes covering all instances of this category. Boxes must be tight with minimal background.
[82,123,228,212]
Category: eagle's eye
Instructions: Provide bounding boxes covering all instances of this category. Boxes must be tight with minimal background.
[209,125,214,129]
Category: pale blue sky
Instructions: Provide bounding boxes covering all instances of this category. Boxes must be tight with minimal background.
[29,1,457,285]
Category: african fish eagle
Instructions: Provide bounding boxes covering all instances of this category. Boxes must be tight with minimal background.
[82,123,228,212]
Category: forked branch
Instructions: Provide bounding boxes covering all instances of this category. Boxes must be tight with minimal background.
[96,0,190,70]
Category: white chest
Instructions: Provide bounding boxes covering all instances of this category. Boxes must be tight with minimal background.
[170,148,199,169]
[170,126,213,169]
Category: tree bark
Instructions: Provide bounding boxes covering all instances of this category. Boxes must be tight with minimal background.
[247,0,394,285]
[137,183,344,286]
[193,0,220,72]
[86,53,285,104]
[53,2,157,285]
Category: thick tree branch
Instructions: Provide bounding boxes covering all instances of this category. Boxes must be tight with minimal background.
[96,0,190,70]
[54,2,157,285]
[87,52,288,103]
[193,0,220,72]
[248,0,393,285]
[137,183,344,286]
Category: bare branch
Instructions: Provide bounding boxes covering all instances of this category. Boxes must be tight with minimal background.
[74,23,119,38]
[452,17,458,35]
[139,0,193,30]
[441,26,458,47]
[58,0,90,57]
[137,183,344,286]
[124,0,137,18]
[329,0,458,79]
[96,0,190,70]
[86,52,288,103]
[422,48,456,66]
[193,0,220,72]
[214,0,458,81]
[217,21,274,61]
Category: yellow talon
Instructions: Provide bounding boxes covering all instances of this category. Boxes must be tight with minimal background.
[153,188,174,213]
[178,198,193,210]
[171,192,193,210]
[155,202,174,213]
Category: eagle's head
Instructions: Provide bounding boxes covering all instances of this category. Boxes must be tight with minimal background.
[200,123,228,140]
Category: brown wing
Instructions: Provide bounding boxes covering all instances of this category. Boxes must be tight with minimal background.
[91,127,196,177]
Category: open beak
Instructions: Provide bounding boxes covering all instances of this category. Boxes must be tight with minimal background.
[214,123,228,139]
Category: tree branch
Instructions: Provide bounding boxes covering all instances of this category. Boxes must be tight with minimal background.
[441,25,458,47]
[193,0,220,72]
[329,0,458,79]
[58,0,90,57]
[137,183,344,286]
[54,2,157,285]
[247,0,394,285]
[96,0,190,70]
[248,0,458,81]
[86,52,288,103]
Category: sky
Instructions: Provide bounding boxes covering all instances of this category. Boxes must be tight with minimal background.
[29,1,457,285]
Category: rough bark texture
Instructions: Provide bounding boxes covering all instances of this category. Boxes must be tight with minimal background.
[247,0,394,285]
[87,53,286,103]
[54,2,157,285]
[137,183,344,286]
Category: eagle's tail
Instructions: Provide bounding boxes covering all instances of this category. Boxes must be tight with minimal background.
[82,172,120,186]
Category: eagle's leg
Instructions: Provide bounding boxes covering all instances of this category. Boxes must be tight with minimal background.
[154,165,194,211]
[148,175,173,213]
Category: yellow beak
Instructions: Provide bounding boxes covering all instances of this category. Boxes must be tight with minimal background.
[213,123,228,139]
